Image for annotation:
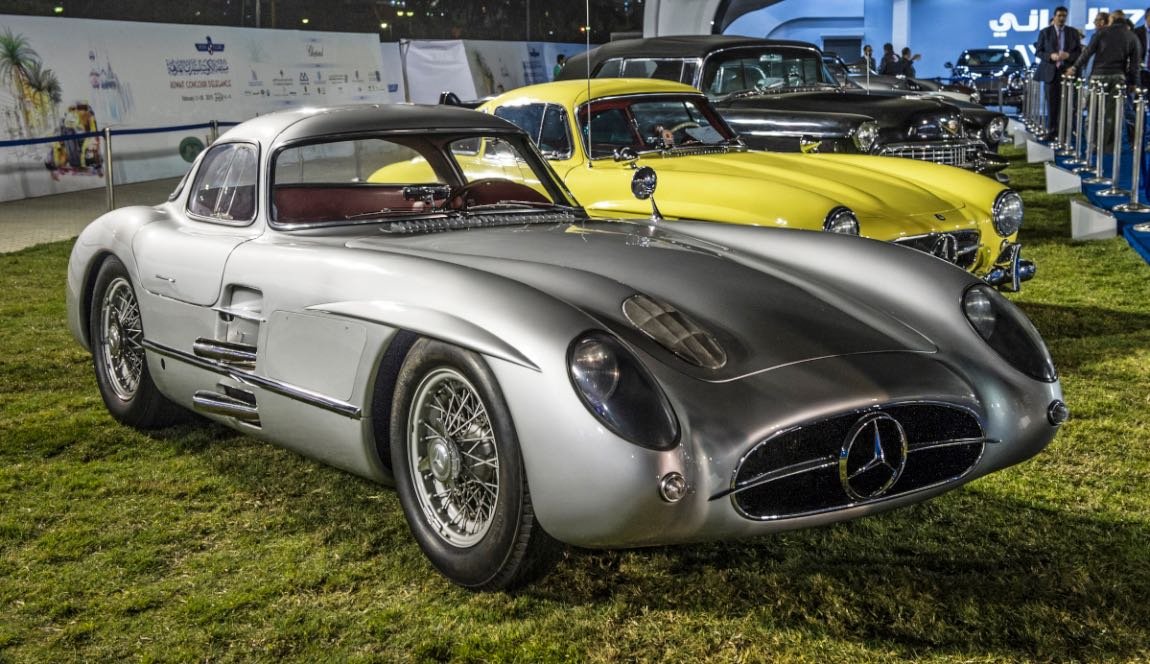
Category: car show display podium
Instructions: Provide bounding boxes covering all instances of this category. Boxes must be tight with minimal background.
[1027,139,1054,163]
[1044,162,1081,194]
[1070,199,1117,240]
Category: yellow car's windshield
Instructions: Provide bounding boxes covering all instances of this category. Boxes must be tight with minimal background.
[577,95,736,159]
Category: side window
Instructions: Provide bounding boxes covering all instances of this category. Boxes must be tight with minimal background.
[596,59,623,77]
[493,103,572,159]
[188,143,258,223]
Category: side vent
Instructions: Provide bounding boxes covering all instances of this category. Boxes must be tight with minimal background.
[193,338,257,368]
[193,387,260,425]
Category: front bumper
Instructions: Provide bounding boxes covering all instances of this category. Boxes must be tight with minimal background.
[983,241,1036,292]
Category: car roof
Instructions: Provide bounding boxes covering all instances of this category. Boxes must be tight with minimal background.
[559,35,820,79]
[483,78,703,109]
[217,103,524,147]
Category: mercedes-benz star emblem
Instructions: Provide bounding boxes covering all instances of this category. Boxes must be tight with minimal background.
[839,413,908,501]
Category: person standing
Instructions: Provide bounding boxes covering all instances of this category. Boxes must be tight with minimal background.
[1067,10,1140,149]
[899,47,921,78]
[1134,7,1150,86]
[859,44,876,72]
[552,54,567,81]
[1035,6,1084,133]
[878,43,900,76]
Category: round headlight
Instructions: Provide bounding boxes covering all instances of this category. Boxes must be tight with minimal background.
[992,190,1024,237]
[853,121,879,152]
[985,116,1008,143]
[570,337,621,402]
[962,284,1057,382]
[568,332,679,449]
[970,91,981,104]
[824,206,860,235]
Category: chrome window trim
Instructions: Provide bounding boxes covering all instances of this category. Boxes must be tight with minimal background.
[184,140,261,228]
[493,102,575,161]
[573,92,740,162]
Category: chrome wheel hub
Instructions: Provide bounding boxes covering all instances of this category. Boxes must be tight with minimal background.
[100,277,144,402]
[408,367,500,548]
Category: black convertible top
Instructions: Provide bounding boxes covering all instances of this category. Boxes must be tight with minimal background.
[557,35,820,80]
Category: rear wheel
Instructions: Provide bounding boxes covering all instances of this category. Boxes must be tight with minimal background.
[89,257,183,428]
[390,338,561,590]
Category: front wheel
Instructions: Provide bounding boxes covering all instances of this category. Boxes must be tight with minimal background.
[390,338,561,590]
[89,256,184,428]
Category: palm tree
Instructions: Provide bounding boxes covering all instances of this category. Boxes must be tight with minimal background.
[23,60,61,130]
[0,28,40,136]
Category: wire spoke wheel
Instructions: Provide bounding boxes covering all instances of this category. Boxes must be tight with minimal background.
[408,367,500,548]
[99,276,145,401]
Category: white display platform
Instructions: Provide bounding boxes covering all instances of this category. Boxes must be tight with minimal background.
[1045,162,1081,194]
[1027,139,1055,163]
[1009,119,1029,146]
[1070,198,1117,240]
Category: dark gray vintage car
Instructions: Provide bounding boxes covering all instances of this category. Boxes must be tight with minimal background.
[946,48,1028,107]
[558,35,1009,178]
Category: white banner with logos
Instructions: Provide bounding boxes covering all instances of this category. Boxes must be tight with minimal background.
[0,15,395,202]
[402,39,589,103]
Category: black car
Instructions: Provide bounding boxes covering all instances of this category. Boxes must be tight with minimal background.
[822,54,1011,160]
[558,35,1008,178]
[945,48,1028,107]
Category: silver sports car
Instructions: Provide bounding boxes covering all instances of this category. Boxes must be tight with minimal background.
[66,104,1067,590]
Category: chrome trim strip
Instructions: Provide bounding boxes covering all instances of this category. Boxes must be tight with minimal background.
[211,306,266,323]
[909,437,996,451]
[192,338,258,366]
[144,339,362,419]
[192,390,260,423]
[712,455,837,501]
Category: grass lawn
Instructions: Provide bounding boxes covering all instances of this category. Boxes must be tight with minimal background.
[1,149,1148,662]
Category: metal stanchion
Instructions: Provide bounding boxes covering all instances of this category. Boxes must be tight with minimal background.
[103,126,114,211]
[210,119,219,143]
[1085,82,1113,185]
[1068,79,1088,166]
[1115,93,1150,212]
[1057,76,1074,154]
[1075,81,1099,175]
[1099,87,1128,196]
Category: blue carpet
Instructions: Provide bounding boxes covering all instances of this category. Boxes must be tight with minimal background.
[1121,223,1150,264]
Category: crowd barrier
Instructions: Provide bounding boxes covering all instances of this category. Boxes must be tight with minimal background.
[1,120,239,211]
[1023,74,1150,263]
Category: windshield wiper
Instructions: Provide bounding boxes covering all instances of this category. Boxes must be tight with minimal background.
[463,200,575,211]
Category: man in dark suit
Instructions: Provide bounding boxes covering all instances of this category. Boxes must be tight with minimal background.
[1035,6,1083,133]
[1134,7,1150,86]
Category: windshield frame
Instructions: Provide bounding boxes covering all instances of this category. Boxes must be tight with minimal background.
[957,49,1025,68]
[573,92,739,161]
[267,128,580,230]
[701,44,840,96]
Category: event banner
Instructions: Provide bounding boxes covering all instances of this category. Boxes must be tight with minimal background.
[0,15,399,202]
[909,2,1148,79]
[403,40,588,104]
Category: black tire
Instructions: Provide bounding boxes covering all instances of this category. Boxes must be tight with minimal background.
[89,256,184,429]
[390,338,561,590]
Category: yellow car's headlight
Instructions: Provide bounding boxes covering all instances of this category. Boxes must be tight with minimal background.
[992,190,1024,237]
[824,206,860,235]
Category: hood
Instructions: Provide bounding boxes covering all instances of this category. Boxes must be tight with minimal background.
[344,220,936,381]
[631,150,966,225]
[721,90,957,130]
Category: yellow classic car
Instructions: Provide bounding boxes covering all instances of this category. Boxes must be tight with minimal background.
[467,79,1033,290]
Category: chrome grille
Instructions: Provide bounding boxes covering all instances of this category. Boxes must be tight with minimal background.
[724,404,985,521]
[878,140,983,168]
[893,229,981,269]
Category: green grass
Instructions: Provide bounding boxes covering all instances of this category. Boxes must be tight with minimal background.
[1,149,1148,662]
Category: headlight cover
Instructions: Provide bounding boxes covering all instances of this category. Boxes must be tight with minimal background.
[962,285,1057,382]
[992,189,1024,237]
[852,121,879,152]
[985,116,1008,143]
[824,206,860,235]
[568,332,679,449]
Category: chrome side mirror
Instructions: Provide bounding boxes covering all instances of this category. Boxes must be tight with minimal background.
[630,166,663,223]
[614,146,639,163]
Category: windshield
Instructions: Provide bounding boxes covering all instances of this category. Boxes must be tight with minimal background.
[703,47,837,95]
[575,95,735,159]
[958,50,1024,67]
[270,133,575,226]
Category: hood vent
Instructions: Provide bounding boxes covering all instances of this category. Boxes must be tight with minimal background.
[623,294,727,370]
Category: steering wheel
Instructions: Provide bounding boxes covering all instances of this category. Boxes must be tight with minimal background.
[668,121,700,134]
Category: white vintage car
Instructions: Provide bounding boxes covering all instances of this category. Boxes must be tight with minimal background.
[67,104,1066,590]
